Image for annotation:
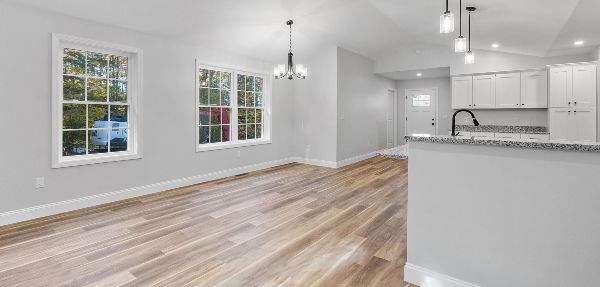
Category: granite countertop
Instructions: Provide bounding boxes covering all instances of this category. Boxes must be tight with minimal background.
[455,125,549,134]
[405,134,600,152]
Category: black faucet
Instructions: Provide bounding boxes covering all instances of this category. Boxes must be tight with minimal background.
[452,109,480,136]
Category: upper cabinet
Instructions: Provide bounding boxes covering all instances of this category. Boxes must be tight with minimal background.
[472,75,496,109]
[495,73,521,108]
[549,64,596,108]
[452,76,473,109]
[521,71,548,108]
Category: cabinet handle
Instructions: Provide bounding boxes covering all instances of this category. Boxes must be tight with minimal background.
[568,102,571,106]
[515,104,519,106]
[521,104,525,106]
[574,101,577,106]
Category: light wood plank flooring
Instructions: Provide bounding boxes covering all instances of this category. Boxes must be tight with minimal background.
[0,157,412,287]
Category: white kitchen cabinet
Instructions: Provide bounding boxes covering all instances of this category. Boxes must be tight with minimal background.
[494,133,521,139]
[521,71,548,108]
[549,108,596,141]
[573,109,596,142]
[549,67,572,108]
[471,132,494,139]
[452,76,473,109]
[495,73,521,109]
[520,133,550,141]
[549,109,571,140]
[572,65,597,108]
[472,75,496,109]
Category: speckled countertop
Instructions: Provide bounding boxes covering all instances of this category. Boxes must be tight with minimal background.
[455,125,549,134]
[405,134,600,152]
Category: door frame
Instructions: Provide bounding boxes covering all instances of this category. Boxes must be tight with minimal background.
[405,87,439,136]
[387,89,399,147]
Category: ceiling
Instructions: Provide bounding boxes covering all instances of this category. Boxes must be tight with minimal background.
[5,0,600,63]
[380,67,450,81]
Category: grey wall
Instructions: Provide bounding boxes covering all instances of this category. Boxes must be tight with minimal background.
[0,3,294,213]
[408,142,600,287]
[337,48,395,161]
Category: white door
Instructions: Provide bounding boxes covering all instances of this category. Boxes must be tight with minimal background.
[473,74,496,109]
[549,67,572,108]
[573,65,597,108]
[521,71,548,108]
[452,76,473,109]
[406,88,437,135]
[386,90,397,148]
[574,109,596,142]
[549,108,570,140]
[495,73,521,109]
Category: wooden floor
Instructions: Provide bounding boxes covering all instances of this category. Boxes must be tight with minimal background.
[0,157,413,287]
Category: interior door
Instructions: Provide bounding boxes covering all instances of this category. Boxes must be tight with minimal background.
[386,90,396,148]
[406,88,437,135]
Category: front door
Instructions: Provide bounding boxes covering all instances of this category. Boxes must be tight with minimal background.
[406,88,437,135]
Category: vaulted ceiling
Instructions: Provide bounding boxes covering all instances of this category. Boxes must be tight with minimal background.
[6,0,600,62]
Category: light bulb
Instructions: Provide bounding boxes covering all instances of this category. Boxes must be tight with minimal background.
[465,51,475,65]
[296,64,307,79]
[274,64,285,79]
[440,12,454,34]
[455,36,467,53]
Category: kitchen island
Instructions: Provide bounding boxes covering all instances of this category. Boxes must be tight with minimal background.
[404,134,600,287]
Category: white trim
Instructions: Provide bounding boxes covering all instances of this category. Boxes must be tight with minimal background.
[405,87,440,136]
[196,139,272,152]
[52,33,143,168]
[404,263,482,287]
[291,157,338,168]
[335,149,384,168]
[387,89,399,147]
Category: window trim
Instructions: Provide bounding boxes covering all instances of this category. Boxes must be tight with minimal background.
[195,61,272,152]
[52,33,143,168]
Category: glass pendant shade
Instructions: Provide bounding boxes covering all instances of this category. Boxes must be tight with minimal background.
[273,64,285,79]
[295,64,308,79]
[440,12,455,33]
[455,36,467,53]
[465,51,475,65]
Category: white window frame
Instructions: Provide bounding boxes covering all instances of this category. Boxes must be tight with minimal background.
[52,33,143,168]
[195,60,272,152]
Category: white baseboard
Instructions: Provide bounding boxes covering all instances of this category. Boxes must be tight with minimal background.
[291,157,337,168]
[335,149,383,168]
[0,158,296,226]
[404,263,481,287]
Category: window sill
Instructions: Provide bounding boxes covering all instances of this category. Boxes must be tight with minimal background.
[52,152,142,168]
[196,139,272,152]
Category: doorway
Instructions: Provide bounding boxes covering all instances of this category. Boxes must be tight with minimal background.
[405,88,438,135]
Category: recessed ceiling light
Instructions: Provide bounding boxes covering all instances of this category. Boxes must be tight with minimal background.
[416,73,422,77]
[491,43,499,48]
[574,40,584,46]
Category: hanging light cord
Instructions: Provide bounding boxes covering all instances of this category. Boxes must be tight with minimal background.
[468,10,471,51]
[445,0,449,13]
[459,0,462,36]
[289,23,293,53]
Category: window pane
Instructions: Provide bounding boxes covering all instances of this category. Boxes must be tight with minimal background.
[245,76,254,91]
[199,88,209,105]
[88,104,108,129]
[222,108,231,125]
[63,104,86,129]
[209,71,220,88]
[238,125,247,140]
[110,105,128,125]
[247,124,256,140]
[87,78,108,102]
[256,109,263,124]
[412,94,431,107]
[238,108,247,124]
[255,92,263,107]
[210,126,222,143]
[89,129,109,154]
[237,91,245,106]
[109,80,127,102]
[256,124,262,139]
[237,75,245,91]
[63,76,85,101]
[63,49,86,75]
[63,130,86,156]
[199,107,210,125]
[109,56,128,80]
[221,72,231,90]
[245,92,255,107]
[222,90,231,106]
[255,77,263,92]
[210,108,221,125]
[222,125,231,142]
[199,69,209,88]
[110,128,128,152]
[247,109,256,124]
[87,52,108,78]
[199,126,209,144]
[209,89,220,106]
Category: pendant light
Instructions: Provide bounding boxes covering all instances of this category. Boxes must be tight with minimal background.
[465,7,476,64]
[274,20,307,80]
[440,0,455,33]
[454,0,467,52]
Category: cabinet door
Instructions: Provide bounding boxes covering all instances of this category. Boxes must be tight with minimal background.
[549,67,572,108]
[573,109,596,142]
[521,71,548,108]
[472,74,496,109]
[573,65,597,108]
[549,108,570,140]
[452,76,473,109]
[495,73,521,109]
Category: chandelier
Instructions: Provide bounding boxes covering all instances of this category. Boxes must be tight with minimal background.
[274,20,308,80]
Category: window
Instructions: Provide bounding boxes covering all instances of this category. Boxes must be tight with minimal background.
[412,94,431,107]
[196,62,270,151]
[52,34,142,168]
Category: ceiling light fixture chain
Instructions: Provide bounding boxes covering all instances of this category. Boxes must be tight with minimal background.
[274,20,308,80]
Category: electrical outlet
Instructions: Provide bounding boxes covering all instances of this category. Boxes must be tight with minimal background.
[35,177,45,189]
